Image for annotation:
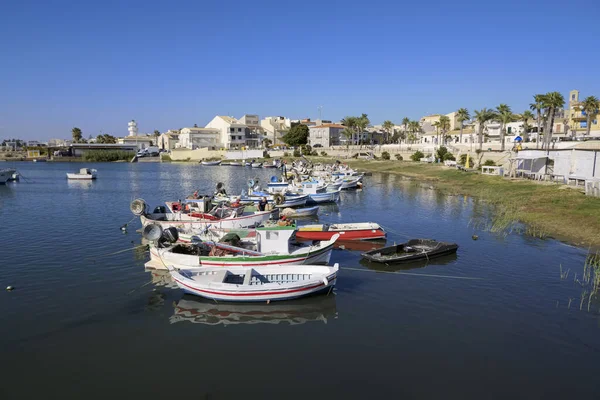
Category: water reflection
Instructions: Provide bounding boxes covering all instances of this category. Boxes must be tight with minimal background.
[335,240,387,252]
[170,294,338,326]
[360,252,458,272]
[67,180,94,189]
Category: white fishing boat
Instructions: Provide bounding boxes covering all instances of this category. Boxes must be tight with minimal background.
[0,168,16,184]
[280,206,319,217]
[66,168,97,180]
[131,198,275,230]
[308,189,340,204]
[146,225,338,269]
[340,177,361,189]
[266,176,290,193]
[167,263,339,302]
[274,194,308,208]
[326,181,343,192]
[228,162,242,166]
[251,162,263,168]
[201,160,221,166]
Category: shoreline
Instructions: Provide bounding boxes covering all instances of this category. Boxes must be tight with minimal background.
[324,158,600,248]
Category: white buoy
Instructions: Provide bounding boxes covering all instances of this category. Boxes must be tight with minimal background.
[6,286,14,291]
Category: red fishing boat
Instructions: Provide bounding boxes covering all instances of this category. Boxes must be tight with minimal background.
[295,222,386,241]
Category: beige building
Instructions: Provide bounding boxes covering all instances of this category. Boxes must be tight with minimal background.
[117,136,154,149]
[308,123,345,147]
[179,127,220,149]
[261,116,291,145]
[158,130,180,151]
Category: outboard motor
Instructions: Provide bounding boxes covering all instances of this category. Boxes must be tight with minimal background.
[153,206,167,214]
[161,227,179,244]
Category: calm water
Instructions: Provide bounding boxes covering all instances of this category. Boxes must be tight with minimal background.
[1,162,599,399]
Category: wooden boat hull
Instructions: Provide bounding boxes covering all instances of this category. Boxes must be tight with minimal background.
[308,190,340,204]
[147,238,335,270]
[140,210,274,230]
[167,264,338,302]
[361,239,458,263]
[296,222,385,241]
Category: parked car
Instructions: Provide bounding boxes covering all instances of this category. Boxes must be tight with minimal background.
[313,144,323,148]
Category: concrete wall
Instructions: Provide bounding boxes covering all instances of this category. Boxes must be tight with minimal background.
[170,148,226,161]
[225,149,264,160]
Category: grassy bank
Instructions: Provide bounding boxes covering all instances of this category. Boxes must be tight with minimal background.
[332,159,600,247]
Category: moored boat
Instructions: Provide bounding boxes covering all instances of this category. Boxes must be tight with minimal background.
[0,168,16,184]
[146,225,338,269]
[251,162,263,168]
[201,160,221,166]
[308,189,340,204]
[66,168,97,180]
[280,206,319,218]
[166,263,339,302]
[360,239,458,263]
[296,222,386,241]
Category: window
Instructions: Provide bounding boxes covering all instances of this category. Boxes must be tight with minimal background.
[238,128,242,132]
[230,128,235,133]
[572,94,575,100]
[266,231,279,240]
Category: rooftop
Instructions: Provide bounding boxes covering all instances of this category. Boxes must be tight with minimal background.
[311,123,346,129]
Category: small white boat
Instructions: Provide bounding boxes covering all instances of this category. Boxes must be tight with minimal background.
[201,160,221,166]
[275,194,309,208]
[167,263,339,302]
[280,206,319,217]
[0,168,16,184]
[228,162,242,166]
[326,181,343,192]
[251,162,263,168]
[66,168,97,180]
[340,177,361,190]
[308,189,340,204]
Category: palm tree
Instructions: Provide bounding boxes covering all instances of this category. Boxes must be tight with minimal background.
[456,108,470,145]
[530,94,545,148]
[541,91,565,149]
[438,115,451,144]
[71,127,82,143]
[473,108,495,151]
[520,111,535,141]
[581,96,600,137]
[382,120,394,144]
[432,120,441,145]
[341,116,358,144]
[356,114,370,145]
[402,117,410,136]
[408,120,421,143]
[496,104,514,151]
[341,127,354,148]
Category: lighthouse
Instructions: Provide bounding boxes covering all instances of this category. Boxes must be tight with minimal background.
[128,120,138,137]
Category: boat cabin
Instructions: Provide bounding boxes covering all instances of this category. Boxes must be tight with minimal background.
[256,225,296,254]
[80,168,93,175]
[299,181,320,194]
[182,195,213,213]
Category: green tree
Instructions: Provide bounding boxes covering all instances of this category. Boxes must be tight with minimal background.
[281,123,309,147]
[530,94,545,148]
[341,116,358,144]
[581,95,600,137]
[72,127,83,143]
[473,108,495,151]
[438,115,451,144]
[432,120,440,144]
[382,120,394,143]
[408,120,421,143]
[402,117,410,136]
[341,127,354,148]
[541,91,565,148]
[96,134,117,144]
[496,103,514,151]
[356,114,370,144]
[456,108,470,144]
[520,110,535,141]
[153,130,160,137]
[262,138,272,148]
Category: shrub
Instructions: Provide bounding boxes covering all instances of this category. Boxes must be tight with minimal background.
[483,159,496,166]
[459,154,469,165]
[320,151,328,156]
[381,151,390,160]
[443,152,456,161]
[435,146,450,161]
[410,150,424,162]
[283,152,289,157]
[263,150,270,158]
[301,144,312,155]
[395,154,403,161]
[293,149,301,157]
[83,150,135,162]
[310,150,318,156]
[5,153,13,158]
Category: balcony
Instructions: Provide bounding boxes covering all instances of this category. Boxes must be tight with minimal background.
[571,112,587,120]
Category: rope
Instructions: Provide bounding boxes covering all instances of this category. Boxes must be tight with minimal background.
[98,244,148,257]
[340,266,483,280]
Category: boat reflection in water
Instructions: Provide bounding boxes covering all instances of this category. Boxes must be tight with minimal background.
[170,294,338,326]
[335,239,386,252]
[359,252,458,272]
[148,268,178,288]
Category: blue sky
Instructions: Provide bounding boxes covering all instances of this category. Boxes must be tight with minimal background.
[1,0,599,140]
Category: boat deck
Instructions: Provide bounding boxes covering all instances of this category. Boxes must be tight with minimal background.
[183,269,313,286]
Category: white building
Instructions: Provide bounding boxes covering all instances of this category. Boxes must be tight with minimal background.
[205,116,247,149]
[309,124,345,147]
[261,116,291,145]
[178,127,220,149]
[117,136,154,149]
[158,130,180,151]
[238,114,263,148]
